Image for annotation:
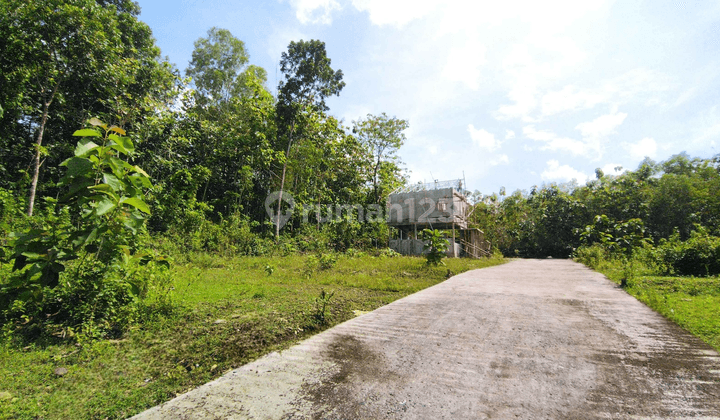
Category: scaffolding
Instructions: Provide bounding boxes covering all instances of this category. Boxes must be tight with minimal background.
[387,179,490,258]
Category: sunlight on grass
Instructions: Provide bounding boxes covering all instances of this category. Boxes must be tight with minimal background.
[0,254,505,419]
[589,259,720,352]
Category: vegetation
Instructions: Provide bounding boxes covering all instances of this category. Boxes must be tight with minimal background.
[468,155,720,351]
[422,228,449,266]
[575,246,720,352]
[0,0,411,341]
[0,5,503,418]
[0,254,505,419]
[1,0,719,417]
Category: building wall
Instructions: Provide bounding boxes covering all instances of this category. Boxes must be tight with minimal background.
[387,188,468,229]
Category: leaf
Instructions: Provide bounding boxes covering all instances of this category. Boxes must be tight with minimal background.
[73,129,101,137]
[103,173,124,192]
[50,262,66,273]
[63,157,94,178]
[129,173,152,188]
[132,165,149,177]
[108,134,134,155]
[74,139,100,157]
[89,117,104,127]
[108,126,127,135]
[120,197,151,214]
[20,252,43,260]
[123,212,145,234]
[95,197,117,216]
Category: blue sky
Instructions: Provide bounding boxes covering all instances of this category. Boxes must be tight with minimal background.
[138,0,720,195]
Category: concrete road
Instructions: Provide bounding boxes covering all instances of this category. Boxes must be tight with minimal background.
[132,259,720,419]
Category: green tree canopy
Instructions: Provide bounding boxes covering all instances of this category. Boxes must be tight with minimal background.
[353,113,408,203]
[186,27,266,108]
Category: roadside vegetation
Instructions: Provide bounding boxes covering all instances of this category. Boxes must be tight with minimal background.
[0,253,504,419]
[1,1,719,419]
[575,243,720,352]
[469,152,720,353]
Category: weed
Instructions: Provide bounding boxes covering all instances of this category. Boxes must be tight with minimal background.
[313,289,335,325]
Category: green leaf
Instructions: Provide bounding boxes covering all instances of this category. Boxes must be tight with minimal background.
[64,157,94,178]
[74,139,100,157]
[120,197,151,214]
[95,197,117,216]
[20,252,43,260]
[109,157,134,179]
[129,173,152,188]
[50,262,66,273]
[132,165,149,177]
[89,117,104,127]
[103,173,124,192]
[73,128,101,137]
[108,135,134,155]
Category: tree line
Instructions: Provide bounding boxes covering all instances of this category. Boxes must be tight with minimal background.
[0,0,409,248]
[0,0,408,339]
[469,154,720,276]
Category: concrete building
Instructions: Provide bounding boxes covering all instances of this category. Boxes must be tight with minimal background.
[387,179,490,258]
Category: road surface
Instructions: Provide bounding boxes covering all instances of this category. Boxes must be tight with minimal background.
[132,259,720,419]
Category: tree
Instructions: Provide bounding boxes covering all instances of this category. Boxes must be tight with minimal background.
[0,0,175,215]
[353,113,408,204]
[185,27,266,109]
[274,40,345,239]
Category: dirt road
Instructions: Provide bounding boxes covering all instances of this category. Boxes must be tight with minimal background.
[132,259,720,419]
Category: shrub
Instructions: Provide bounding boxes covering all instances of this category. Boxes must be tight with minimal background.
[0,120,169,340]
[574,244,608,270]
[655,227,720,276]
[422,229,449,266]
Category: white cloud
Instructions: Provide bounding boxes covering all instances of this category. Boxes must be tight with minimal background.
[490,154,510,166]
[350,0,437,27]
[523,125,588,155]
[519,112,627,158]
[600,163,625,176]
[541,160,588,182]
[573,111,628,158]
[505,130,516,139]
[441,38,486,90]
[575,112,627,138]
[625,137,657,160]
[538,68,671,118]
[540,85,606,116]
[468,125,502,151]
[289,0,341,24]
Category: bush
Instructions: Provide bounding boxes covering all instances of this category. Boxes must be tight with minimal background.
[655,228,720,276]
[422,229,449,266]
[574,244,608,270]
[0,120,170,341]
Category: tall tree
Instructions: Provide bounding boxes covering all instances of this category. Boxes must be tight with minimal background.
[0,0,175,215]
[180,28,272,209]
[353,113,408,204]
[185,27,266,109]
[274,39,345,238]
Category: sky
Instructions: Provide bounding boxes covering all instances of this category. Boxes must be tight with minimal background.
[138,0,720,195]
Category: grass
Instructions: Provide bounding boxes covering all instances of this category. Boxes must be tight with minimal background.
[583,258,720,352]
[0,253,505,419]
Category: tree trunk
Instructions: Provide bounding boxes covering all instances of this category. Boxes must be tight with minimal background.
[27,83,59,216]
[275,121,295,240]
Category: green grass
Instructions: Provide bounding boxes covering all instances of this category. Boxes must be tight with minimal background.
[586,259,720,352]
[0,253,505,419]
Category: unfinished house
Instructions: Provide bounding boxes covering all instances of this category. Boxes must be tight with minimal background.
[387,179,491,258]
